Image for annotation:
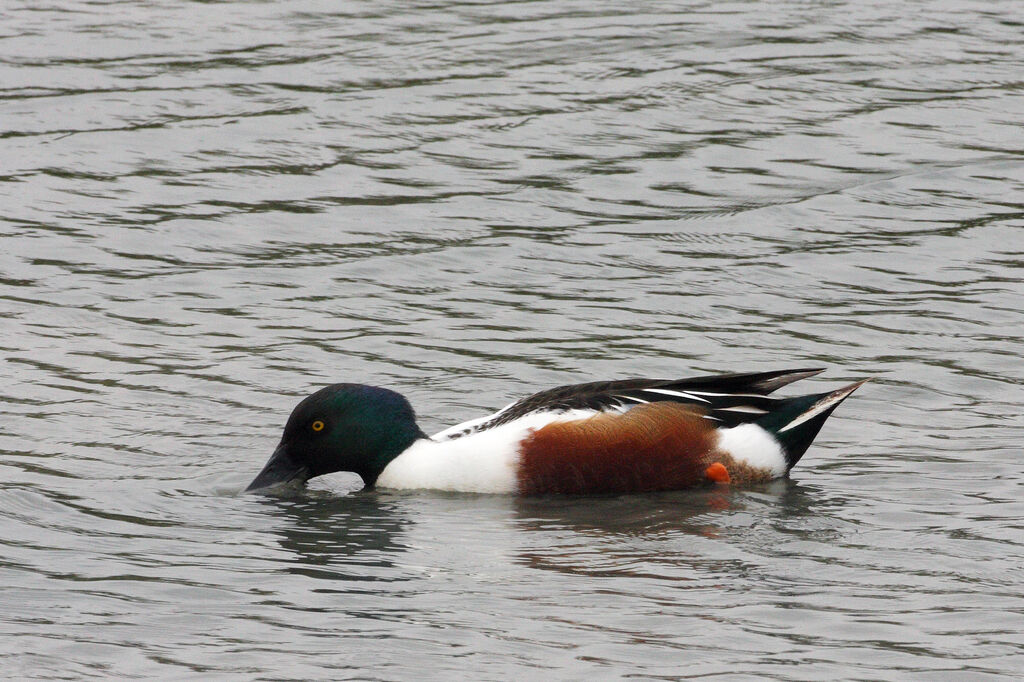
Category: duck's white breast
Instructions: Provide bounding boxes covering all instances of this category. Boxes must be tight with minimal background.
[375,410,595,493]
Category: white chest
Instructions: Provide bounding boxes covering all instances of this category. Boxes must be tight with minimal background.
[375,410,594,493]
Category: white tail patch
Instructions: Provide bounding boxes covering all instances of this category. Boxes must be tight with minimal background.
[778,380,869,434]
[716,424,787,477]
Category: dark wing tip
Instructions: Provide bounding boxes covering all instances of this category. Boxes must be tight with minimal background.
[750,368,826,393]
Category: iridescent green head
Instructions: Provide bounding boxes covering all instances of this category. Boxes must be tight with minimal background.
[246,384,425,492]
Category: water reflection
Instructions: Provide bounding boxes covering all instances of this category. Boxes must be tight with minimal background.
[253,492,411,582]
[3,0,1023,675]
[511,480,847,578]
[249,478,849,586]
[515,488,728,536]
[513,479,827,535]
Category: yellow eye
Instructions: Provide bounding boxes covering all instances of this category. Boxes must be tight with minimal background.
[311,420,325,432]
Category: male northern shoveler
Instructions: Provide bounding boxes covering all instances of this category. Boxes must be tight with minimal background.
[245,368,866,495]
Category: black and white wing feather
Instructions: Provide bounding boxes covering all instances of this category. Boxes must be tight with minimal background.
[433,368,824,440]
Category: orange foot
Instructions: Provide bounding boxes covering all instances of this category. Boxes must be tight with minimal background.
[705,462,730,484]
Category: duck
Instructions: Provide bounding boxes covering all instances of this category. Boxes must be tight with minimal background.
[245,368,866,495]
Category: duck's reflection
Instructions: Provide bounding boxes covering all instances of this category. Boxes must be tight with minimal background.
[514,479,835,533]
[510,479,844,577]
[252,483,412,582]
[249,474,848,584]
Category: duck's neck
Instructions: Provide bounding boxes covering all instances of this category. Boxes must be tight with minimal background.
[357,429,429,488]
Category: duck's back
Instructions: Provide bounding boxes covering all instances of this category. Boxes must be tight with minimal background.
[374,369,863,495]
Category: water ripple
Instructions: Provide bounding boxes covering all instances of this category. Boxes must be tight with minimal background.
[2,0,1024,678]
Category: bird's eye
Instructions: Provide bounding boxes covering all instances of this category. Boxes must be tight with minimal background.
[311,420,325,432]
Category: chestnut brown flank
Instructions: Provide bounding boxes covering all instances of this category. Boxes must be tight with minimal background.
[517,402,723,495]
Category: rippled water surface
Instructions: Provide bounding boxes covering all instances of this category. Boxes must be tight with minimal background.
[3,1,1023,678]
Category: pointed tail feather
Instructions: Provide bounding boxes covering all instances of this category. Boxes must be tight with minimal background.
[757,379,869,469]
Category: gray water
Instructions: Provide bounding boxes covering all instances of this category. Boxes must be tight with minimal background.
[2,1,1023,679]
